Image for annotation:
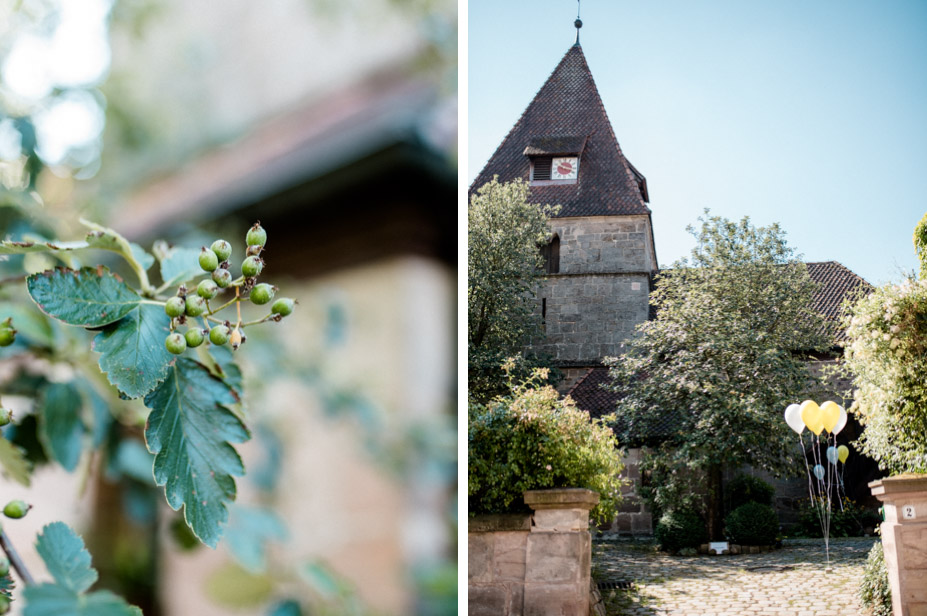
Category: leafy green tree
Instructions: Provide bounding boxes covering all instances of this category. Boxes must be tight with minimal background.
[468,365,624,524]
[467,178,559,401]
[841,275,927,474]
[605,212,828,539]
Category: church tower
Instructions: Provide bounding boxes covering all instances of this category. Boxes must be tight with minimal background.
[470,34,658,384]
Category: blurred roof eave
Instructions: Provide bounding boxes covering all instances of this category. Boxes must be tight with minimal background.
[111,66,457,273]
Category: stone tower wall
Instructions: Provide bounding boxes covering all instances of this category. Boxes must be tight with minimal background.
[550,215,655,274]
[534,215,656,363]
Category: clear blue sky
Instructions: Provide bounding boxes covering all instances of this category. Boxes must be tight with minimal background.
[468,0,927,285]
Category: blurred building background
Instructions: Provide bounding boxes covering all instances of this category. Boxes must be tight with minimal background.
[0,0,456,614]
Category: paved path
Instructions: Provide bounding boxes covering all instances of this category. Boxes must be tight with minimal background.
[592,536,877,616]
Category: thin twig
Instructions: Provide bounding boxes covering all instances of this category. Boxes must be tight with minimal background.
[0,529,34,586]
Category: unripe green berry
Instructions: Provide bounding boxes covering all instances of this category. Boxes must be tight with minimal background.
[197,279,219,299]
[0,595,9,614]
[246,222,267,247]
[209,325,230,345]
[212,268,232,288]
[165,333,186,355]
[211,239,232,262]
[165,297,186,318]
[0,409,11,427]
[199,248,219,272]
[250,283,275,305]
[0,555,9,577]
[271,298,295,317]
[0,319,15,347]
[185,295,207,317]
[185,328,206,348]
[3,499,29,519]
[241,256,264,277]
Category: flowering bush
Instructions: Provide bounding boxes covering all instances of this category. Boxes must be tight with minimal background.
[842,277,927,474]
[468,366,624,524]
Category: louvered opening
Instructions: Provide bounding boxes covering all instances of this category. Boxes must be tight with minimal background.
[531,157,552,181]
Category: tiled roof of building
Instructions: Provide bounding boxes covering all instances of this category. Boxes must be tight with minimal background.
[469,44,651,218]
[805,261,872,343]
[568,261,871,442]
[567,367,678,445]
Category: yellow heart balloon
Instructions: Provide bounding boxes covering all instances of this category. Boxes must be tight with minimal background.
[800,400,824,435]
[820,401,841,434]
[837,445,849,464]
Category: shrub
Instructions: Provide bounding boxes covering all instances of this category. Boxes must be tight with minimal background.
[654,510,708,553]
[725,474,775,513]
[468,367,624,524]
[859,541,892,616]
[725,502,779,545]
[796,497,880,538]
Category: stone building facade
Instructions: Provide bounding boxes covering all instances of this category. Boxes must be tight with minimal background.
[470,35,878,536]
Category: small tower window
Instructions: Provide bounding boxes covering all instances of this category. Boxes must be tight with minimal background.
[540,234,560,274]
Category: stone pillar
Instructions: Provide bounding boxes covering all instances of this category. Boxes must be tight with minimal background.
[523,488,599,616]
[870,474,927,616]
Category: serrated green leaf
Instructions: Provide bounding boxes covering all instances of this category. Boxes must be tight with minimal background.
[144,359,250,547]
[34,522,98,593]
[27,267,140,327]
[159,246,202,288]
[0,240,89,255]
[129,243,154,272]
[39,383,84,472]
[23,584,141,616]
[93,303,173,399]
[0,436,31,486]
[225,505,287,572]
[207,345,244,399]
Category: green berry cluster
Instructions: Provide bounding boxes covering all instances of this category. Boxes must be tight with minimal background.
[162,222,295,354]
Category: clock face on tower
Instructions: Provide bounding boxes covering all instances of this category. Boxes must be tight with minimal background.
[551,157,578,180]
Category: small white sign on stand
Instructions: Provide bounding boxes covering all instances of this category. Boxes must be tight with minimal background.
[709,541,729,554]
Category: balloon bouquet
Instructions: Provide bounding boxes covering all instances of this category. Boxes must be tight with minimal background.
[784,400,850,573]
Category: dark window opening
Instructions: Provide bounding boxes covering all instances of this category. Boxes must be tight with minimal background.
[540,234,560,274]
[531,157,552,181]
[541,297,546,331]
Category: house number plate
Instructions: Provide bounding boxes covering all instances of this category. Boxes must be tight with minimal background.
[902,505,916,520]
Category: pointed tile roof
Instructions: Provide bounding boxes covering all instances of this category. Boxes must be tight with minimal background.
[470,44,651,218]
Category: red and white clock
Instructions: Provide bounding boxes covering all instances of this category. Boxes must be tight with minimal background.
[551,157,578,180]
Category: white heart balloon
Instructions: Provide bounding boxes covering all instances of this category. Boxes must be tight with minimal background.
[833,405,848,435]
[784,403,804,435]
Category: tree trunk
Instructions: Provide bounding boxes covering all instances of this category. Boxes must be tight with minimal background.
[707,463,724,541]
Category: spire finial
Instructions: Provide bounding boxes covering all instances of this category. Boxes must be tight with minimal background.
[574,0,583,46]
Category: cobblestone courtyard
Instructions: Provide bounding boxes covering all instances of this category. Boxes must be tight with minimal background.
[592,537,877,616]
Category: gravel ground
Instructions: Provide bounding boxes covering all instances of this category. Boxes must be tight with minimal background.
[592,536,877,616]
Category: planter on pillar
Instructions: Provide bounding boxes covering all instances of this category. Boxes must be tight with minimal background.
[870,474,927,616]
[523,488,599,616]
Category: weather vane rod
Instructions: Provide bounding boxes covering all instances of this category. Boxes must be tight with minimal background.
[574,0,583,46]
